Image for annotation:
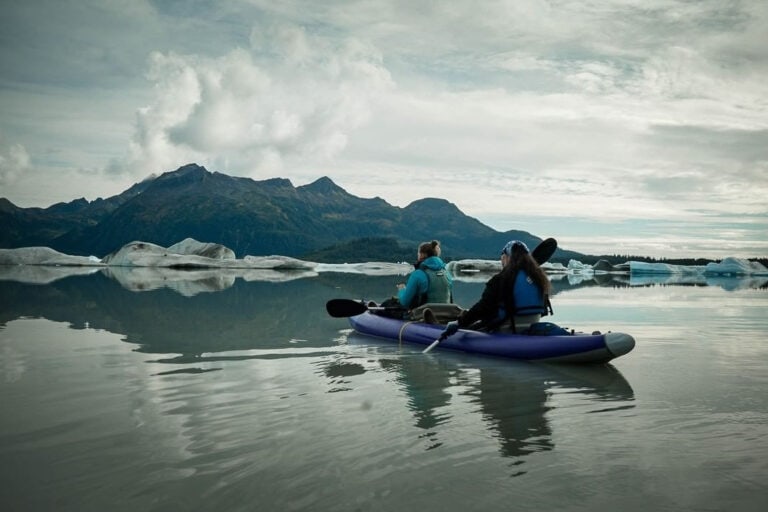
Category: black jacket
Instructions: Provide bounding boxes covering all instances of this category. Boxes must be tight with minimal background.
[457,272,506,329]
[458,269,549,331]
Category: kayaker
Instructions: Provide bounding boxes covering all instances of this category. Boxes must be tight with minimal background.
[445,240,551,334]
[395,240,453,320]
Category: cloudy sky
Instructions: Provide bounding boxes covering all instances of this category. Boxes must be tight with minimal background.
[1,0,766,259]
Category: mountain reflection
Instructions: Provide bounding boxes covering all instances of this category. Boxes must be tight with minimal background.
[0,271,402,356]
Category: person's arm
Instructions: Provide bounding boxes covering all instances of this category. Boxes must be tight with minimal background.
[458,275,500,327]
[397,270,426,309]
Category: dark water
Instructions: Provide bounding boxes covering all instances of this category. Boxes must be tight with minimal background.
[1,269,767,511]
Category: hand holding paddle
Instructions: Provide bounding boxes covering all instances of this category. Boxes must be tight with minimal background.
[423,321,459,353]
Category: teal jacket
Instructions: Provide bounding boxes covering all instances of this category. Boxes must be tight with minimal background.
[398,256,453,309]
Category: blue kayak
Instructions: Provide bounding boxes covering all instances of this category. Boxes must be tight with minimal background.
[348,312,635,364]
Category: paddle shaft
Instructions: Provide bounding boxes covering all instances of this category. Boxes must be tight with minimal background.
[422,334,446,353]
[325,298,405,318]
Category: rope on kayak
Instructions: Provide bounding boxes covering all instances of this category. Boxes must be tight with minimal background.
[398,321,416,348]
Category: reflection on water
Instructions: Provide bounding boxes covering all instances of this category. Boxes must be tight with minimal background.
[1,268,767,511]
[2,262,766,292]
[1,266,763,361]
[2,266,763,367]
[0,271,401,356]
[379,356,454,433]
[548,271,768,292]
[327,333,634,475]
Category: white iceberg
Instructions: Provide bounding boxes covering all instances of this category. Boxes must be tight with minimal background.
[628,258,768,276]
[315,262,412,276]
[167,238,236,260]
[541,261,569,273]
[704,257,768,276]
[567,259,594,274]
[628,261,704,274]
[446,259,501,274]
[0,247,104,266]
[101,240,317,269]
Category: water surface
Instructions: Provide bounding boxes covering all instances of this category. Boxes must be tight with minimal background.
[1,270,766,511]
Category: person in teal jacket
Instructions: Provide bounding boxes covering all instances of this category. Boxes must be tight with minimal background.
[396,240,453,311]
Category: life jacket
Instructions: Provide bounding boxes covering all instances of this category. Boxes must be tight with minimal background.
[491,270,552,332]
[416,267,452,307]
[509,270,548,316]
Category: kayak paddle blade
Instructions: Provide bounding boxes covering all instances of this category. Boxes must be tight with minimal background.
[532,237,557,265]
[326,299,369,318]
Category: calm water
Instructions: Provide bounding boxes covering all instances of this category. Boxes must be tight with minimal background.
[1,268,767,511]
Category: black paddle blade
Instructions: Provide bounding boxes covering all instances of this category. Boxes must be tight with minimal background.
[532,237,557,265]
[326,299,369,318]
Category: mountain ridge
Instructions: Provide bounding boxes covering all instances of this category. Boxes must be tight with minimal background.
[0,163,581,262]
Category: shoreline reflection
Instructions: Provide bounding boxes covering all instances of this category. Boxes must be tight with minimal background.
[1,264,765,292]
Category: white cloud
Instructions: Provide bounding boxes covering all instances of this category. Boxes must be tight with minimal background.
[0,139,31,185]
[120,23,393,179]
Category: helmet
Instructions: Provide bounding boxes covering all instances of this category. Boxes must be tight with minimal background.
[501,240,529,256]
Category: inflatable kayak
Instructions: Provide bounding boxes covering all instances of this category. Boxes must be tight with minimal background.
[347,311,635,364]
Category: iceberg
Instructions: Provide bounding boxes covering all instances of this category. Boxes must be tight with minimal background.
[315,262,412,276]
[167,238,236,260]
[541,261,568,273]
[628,258,768,276]
[704,257,768,276]
[628,261,704,275]
[100,240,317,269]
[446,259,501,274]
[0,246,104,266]
[1,240,765,281]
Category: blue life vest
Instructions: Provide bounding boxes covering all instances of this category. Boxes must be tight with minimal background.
[512,270,547,315]
[497,270,547,320]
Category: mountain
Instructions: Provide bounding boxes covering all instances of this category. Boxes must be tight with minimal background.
[0,163,582,262]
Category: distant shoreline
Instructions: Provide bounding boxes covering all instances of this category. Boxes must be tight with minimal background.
[2,241,767,278]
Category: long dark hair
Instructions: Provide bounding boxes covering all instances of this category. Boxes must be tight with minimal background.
[500,243,551,294]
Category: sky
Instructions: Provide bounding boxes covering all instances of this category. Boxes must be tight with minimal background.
[1,0,766,259]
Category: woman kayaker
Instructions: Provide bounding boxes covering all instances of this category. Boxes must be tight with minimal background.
[395,240,453,319]
[446,240,551,334]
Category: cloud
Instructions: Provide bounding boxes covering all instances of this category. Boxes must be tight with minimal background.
[0,0,766,257]
[0,138,30,185]
[121,22,394,178]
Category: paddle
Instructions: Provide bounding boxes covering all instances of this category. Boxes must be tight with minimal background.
[422,329,451,353]
[532,237,558,266]
[325,299,402,318]
[325,299,369,318]
[422,237,558,354]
